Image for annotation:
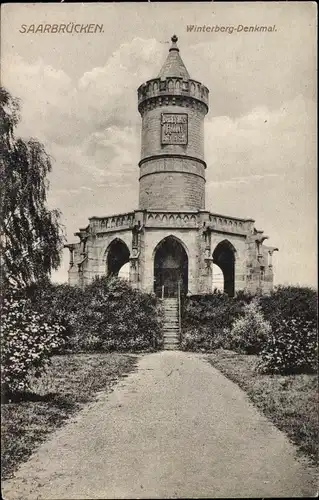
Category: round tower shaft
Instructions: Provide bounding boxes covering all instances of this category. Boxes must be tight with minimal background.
[137,35,209,211]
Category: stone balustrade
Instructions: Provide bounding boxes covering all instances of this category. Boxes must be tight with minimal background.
[87,210,254,235]
[208,213,254,234]
[89,212,135,233]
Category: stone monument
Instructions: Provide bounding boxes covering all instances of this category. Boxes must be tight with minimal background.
[66,35,278,297]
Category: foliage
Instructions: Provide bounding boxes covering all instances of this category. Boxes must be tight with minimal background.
[72,276,163,352]
[0,87,65,288]
[26,278,84,343]
[181,287,317,362]
[25,276,164,353]
[1,290,66,395]
[257,316,318,375]
[181,290,253,351]
[225,300,272,354]
[260,286,317,329]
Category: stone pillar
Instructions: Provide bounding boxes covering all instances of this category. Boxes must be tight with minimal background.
[129,225,141,289]
[245,232,270,294]
[197,222,213,294]
[65,244,75,267]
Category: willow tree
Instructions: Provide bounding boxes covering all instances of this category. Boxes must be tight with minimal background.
[0,87,65,288]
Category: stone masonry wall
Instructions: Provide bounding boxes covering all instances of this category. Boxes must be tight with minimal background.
[140,103,205,161]
[139,167,205,210]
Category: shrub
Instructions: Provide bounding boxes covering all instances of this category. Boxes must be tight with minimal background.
[1,290,66,395]
[26,279,84,346]
[70,276,163,352]
[181,290,253,351]
[260,286,317,330]
[26,277,164,353]
[181,327,212,351]
[257,316,318,375]
[225,299,272,354]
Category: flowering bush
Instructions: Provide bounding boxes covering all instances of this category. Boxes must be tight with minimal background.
[68,276,164,352]
[181,290,253,350]
[23,277,164,353]
[226,300,272,354]
[1,291,66,394]
[181,328,211,351]
[260,286,317,329]
[257,316,318,374]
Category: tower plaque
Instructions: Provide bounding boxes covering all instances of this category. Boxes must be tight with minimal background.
[161,113,188,145]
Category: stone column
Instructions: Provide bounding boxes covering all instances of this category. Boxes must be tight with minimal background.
[129,225,140,289]
[197,226,213,294]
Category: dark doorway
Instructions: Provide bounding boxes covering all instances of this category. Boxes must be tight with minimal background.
[106,239,130,277]
[154,236,188,298]
[212,240,236,297]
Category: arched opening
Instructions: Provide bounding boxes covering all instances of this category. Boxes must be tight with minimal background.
[153,236,188,298]
[212,263,224,293]
[106,239,130,277]
[212,240,236,297]
[118,262,130,281]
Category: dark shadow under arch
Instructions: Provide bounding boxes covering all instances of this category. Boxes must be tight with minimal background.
[106,239,130,277]
[212,240,236,297]
[153,236,188,298]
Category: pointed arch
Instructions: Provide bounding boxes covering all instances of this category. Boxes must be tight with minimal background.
[153,235,188,298]
[105,238,130,277]
[212,239,236,297]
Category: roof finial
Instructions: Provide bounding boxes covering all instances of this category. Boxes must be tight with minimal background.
[169,34,179,52]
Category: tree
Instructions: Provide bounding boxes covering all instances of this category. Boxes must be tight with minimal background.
[0,87,65,288]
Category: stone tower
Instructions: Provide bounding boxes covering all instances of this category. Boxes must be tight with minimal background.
[138,34,208,212]
[66,36,277,297]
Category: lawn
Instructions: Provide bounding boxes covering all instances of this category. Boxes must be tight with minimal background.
[1,352,138,481]
[206,349,318,466]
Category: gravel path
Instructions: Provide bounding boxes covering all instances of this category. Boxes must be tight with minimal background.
[2,351,317,499]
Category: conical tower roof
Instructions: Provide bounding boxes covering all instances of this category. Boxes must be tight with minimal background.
[158,35,190,80]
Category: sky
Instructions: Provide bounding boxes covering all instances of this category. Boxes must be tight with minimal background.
[1,2,317,287]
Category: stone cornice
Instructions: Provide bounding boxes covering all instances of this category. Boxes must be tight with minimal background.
[139,154,207,169]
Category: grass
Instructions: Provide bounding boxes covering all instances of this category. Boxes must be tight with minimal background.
[206,349,318,466]
[1,352,138,481]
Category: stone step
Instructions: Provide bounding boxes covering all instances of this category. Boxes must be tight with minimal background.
[162,298,180,350]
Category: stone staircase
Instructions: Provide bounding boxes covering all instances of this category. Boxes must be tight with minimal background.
[162,298,180,350]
